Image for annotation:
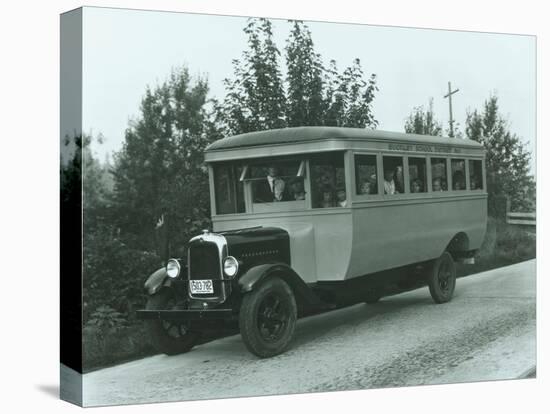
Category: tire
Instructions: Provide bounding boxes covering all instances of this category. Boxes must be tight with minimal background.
[428,252,456,304]
[145,288,199,355]
[239,277,297,358]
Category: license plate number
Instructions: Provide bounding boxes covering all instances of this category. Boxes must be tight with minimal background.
[190,279,214,294]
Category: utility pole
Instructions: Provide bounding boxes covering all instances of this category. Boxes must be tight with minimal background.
[443,81,459,137]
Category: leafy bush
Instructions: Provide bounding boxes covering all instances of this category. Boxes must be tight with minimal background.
[83,322,154,372]
[83,225,161,323]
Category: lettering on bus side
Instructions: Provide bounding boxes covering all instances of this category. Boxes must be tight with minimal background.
[388,143,462,154]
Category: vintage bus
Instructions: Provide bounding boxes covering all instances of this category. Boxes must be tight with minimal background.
[137,126,487,358]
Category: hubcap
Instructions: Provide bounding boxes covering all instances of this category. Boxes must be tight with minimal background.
[438,260,452,293]
[257,293,289,342]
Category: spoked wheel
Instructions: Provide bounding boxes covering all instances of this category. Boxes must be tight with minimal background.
[239,277,297,358]
[428,251,456,304]
[145,288,199,355]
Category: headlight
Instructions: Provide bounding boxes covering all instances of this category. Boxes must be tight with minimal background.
[223,256,239,278]
[166,259,181,278]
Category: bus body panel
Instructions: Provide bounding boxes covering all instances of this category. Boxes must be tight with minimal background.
[212,210,353,284]
[347,195,487,278]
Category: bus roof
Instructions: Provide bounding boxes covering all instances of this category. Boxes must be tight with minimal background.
[205,126,484,152]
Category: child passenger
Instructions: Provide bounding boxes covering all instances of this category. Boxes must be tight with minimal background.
[320,186,334,208]
[336,188,347,207]
[411,179,423,193]
[360,181,372,195]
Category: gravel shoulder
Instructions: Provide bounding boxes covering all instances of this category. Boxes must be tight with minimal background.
[83,260,536,407]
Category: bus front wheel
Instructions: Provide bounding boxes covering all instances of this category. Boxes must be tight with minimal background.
[239,277,297,358]
[428,252,456,304]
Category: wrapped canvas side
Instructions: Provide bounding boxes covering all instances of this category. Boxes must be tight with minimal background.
[60,7,83,407]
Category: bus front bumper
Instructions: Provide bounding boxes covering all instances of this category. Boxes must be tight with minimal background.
[136,309,235,321]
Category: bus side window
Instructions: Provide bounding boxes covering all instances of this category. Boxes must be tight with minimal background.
[409,157,427,193]
[382,156,404,194]
[213,163,245,214]
[310,152,346,208]
[451,159,466,190]
[469,160,483,190]
[355,155,378,195]
[431,158,448,191]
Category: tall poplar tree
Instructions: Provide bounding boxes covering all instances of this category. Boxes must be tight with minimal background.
[218,19,379,134]
[219,18,286,135]
[285,21,325,126]
[465,95,534,211]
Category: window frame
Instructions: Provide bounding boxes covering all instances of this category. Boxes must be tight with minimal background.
[210,162,247,216]
[407,155,429,195]
[381,154,407,197]
[353,151,382,200]
[429,156,450,193]
[244,157,309,207]
[451,158,467,191]
[467,158,485,191]
[309,150,350,209]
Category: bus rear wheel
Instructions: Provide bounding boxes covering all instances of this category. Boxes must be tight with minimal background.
[428,252,456,304]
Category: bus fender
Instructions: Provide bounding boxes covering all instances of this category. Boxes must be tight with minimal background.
[238,263,322,307]
[144,267,171,295]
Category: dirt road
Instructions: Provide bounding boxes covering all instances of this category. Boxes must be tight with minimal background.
[82,260,536,407]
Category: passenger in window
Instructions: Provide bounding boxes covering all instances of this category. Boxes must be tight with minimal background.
[254,166,287,202]
[411,179,423,193]
[470,174,481,190]
[290,179,305,200]
[432,177,444,192]
[320,186,335,208]
[453,171,466,190]
[336,188,347,207]
[383,169,398,195]
[360,181,372,195]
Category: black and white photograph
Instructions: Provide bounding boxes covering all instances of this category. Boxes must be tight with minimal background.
[57,2,537,409]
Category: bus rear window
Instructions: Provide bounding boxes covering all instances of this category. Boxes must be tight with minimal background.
[469,160,483,190]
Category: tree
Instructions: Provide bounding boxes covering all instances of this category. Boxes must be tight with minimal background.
[218,19,379,134]
[285,21,325,126]
[328,58,378,128]
[113,67,216,249]
[404,98,443,136]
[465,95,534,211]
[218,18,287,135]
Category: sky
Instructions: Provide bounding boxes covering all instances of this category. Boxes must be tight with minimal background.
[78,7,536,171]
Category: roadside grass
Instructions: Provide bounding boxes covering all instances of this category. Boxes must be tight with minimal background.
[83,323,155,373]
[83,217,536,372]
[456,217,536,277]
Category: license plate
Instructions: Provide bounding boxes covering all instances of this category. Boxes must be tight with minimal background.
[190,279,214,294]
